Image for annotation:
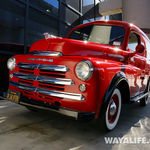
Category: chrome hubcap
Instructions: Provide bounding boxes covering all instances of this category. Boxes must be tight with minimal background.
[109,101,117,116]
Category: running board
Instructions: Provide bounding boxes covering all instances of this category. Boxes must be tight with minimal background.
[130,92,149,102]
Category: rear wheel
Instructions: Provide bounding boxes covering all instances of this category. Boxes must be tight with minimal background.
[140,81,150,106]
[97,88,122,132]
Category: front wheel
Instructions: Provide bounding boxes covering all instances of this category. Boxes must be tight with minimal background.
[97,88,122,132]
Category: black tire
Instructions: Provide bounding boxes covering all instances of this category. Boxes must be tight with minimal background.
[140,80,150,106]
[96,88,122,132]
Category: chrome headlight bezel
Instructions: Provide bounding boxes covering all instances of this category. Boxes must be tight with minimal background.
[7,57,16,71]
[75,60,93,81]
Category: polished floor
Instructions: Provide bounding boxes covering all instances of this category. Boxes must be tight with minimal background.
[0,98,150,150]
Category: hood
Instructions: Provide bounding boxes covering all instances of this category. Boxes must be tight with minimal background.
[29,38,126,61]
[29,38,109,58]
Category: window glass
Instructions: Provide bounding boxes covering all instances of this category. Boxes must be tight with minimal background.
[59,23,72,38]
[61,5,80,27]
[0,0,26,90]
[68,25,125,46]
[43,0,59,8]
[68,25,93,41]
[0,0,25,53]
[128,32,139,51]
[83,0,94,6]
[62,0,80,11]
[83,0,94,22]
[29,0,59,17]
[83,18,94,24]
[28,7,58,45]
[83,0,100,6]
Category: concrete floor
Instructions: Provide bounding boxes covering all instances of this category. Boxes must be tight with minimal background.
[0,98,150,150]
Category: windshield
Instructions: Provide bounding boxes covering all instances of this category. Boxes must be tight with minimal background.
[68,25,125,46]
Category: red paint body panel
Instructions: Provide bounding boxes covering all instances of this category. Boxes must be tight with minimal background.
[8,20,150,120]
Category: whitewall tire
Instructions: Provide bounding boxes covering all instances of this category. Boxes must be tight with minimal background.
[97,88,122,132]
[105,88,122,131]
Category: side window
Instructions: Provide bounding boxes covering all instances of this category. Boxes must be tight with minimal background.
[128,32,140,51]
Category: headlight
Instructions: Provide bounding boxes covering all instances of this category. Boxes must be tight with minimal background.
[75,60,93,81]
[7,57,16,71]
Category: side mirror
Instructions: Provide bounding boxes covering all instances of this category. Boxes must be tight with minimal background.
[128,44,145,58]
[135,44,145,53]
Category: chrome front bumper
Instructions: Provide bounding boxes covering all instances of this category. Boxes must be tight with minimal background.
[20,100,79,119]
[19,95,95,122]
[10,81,85,101]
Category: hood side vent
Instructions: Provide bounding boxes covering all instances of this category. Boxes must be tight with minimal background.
[29,51,63,56]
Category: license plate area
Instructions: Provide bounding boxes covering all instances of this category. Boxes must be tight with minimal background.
[6,90,21,104]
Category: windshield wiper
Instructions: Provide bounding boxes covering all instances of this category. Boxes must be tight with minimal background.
[109,35,124,43]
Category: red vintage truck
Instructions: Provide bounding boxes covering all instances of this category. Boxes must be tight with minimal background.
[6,20,150,131]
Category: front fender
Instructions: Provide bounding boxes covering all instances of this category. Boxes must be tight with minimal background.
[98,72,130,118]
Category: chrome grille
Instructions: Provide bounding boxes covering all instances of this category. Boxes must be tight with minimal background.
[16,63,71,91]
[14,72,74,86]
[11,63,85,101]
[17,63,69,72]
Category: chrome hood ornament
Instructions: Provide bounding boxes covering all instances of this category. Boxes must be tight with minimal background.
[43,32,57,40]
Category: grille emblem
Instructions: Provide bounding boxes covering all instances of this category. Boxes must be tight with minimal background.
[27,58,53,62]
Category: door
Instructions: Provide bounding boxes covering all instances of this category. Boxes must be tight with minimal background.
[128,31,146,97]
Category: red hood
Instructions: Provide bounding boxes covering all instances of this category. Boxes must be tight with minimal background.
[29,38,108,57]
[29,38,127,61]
